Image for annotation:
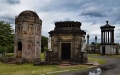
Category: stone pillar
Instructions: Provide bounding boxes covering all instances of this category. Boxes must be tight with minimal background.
[87,34,90,51]
[101,31,103,43]
[104,31,105,43]
[111,31,112,43]
[108,31,109,43]
[113,30,114,43]
[110,31,112,43]
[95,36,97,47]
[105,31,107,43]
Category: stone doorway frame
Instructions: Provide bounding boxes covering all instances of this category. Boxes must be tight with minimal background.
[61,43,71,60]
[59,42,73,61]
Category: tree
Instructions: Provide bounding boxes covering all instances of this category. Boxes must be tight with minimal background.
[0,21,14,53]
[41,35,48,52]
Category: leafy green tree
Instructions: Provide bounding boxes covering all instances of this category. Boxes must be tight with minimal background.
[41,35,48,52]
[0,21,14,53]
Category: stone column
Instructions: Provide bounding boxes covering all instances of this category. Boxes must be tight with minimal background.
[101,31,103,43]
[106,31,107,43]
[103,31,105,43]
[87,34,90,51]
[112,30,114,43]
[111,31,112,43]
[95,36,97,47]
[108,31,109,43]
[110,31,112,43]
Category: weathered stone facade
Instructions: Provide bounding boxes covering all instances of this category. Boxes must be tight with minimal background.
[14,10,42,62]
[48,21,87,64]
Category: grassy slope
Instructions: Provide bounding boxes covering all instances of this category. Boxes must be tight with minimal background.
[0,53,106,75]
[0,62,87,75]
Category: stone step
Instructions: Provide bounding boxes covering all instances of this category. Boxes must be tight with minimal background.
[84,61,100,66]
[93,62,100,66]
[8,60,17,64]
[60,63,71,66]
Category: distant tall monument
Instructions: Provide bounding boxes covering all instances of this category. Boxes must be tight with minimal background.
[100,21,117,55]
[86,34,90,52]
[95,36,97,47]
[14,10,42,62]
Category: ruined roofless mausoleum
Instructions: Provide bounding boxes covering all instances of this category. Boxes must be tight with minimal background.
[48,21,87,64]
[14,10,42,62]
[100,21,117,55]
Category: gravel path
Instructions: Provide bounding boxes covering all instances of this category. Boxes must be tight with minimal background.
[97,56,120,75]
[57,55,120,75]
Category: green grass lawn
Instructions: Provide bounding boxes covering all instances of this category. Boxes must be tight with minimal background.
[0,62,88,75]
[0,53,107,75]
[88,57,106,64]
[88,54,106,64]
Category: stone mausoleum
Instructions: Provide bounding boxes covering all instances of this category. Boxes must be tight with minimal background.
[100,21,117,55]
[47,21,88,64]
[14,10,42,62]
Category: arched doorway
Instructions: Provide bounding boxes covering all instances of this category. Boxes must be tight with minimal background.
[17,42,22,58]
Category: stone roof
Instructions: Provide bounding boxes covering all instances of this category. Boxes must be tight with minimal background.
[55,21,81,26]
[100,21,115,28]
[18,10,39,18]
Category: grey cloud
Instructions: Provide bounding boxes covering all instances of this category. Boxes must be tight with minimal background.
[0,13,15,24]
[83,29,88,32]
[80,3,109,18]
[1,0,20,4]
[78,0,120,25]
[81,11,106,17]
[42,32,49,37]
[115,33,120,38]
[104,9,120,25]
[37,0,81,12]
[64,18,72,21]
[51,19,61,24]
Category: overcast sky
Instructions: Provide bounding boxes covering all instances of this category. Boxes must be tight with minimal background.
[0,0,120,44]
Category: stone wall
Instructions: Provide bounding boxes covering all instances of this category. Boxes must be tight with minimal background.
[100,45,117,55]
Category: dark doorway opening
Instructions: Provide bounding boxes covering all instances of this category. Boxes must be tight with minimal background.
[102,47,105,55]
[18,42,22,51]
[61,43,71,60]
[17,42,22,58]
